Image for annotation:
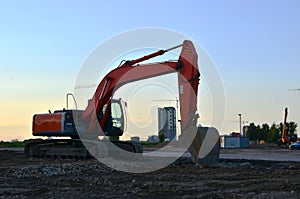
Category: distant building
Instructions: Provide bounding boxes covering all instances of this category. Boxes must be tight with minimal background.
[147,135,159,143]
[231,132,241,137]
[220,136,249,148]
[158,107,176,141]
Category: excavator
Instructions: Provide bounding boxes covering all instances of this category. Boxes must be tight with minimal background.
[25,40,212,162]
[278,107,290,146]
[278,107,297,147]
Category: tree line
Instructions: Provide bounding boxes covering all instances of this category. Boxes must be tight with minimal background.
[246,122,298,143]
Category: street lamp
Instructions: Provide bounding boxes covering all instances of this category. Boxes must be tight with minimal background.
[238,114,242,135]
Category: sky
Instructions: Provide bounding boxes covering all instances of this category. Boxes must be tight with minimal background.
[0,0,300,141]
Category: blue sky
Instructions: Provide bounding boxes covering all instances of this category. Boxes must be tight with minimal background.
[0,0,300,140]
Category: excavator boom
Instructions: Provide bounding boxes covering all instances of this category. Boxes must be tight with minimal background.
[282,107,288,143]
[81,40,200,137]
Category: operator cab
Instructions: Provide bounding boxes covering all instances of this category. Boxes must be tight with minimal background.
[98,99,126,136]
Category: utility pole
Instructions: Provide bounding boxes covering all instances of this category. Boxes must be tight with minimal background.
[238,114,242,135]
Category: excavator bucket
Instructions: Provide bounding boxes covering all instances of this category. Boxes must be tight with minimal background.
[188,127,220,164]
[187,127,202,163]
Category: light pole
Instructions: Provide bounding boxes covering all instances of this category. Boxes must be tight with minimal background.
[238,114,242,136]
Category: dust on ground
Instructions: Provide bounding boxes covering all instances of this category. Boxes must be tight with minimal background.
[0,149,300,199]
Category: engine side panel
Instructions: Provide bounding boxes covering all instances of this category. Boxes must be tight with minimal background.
[33,113,63,135]
[32,111,78,137]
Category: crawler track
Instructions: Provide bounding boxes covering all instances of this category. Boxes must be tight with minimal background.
[24,139,143,159]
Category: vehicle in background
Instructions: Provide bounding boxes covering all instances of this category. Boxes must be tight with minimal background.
[289,141,300,150]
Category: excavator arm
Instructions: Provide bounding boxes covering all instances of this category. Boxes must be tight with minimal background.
[81,40,200,137]
[282,107,288,143]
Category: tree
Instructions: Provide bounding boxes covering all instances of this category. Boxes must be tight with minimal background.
[261,123,270,142]
[158,129,165,143]
[246,123,258,141]
[246,121,297,143]
[268,123,280,143]
[286,122,298,142]
[256,125,262,141]
[287,122,297,135]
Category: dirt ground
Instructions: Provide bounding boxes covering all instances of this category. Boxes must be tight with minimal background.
[1,148,300,199]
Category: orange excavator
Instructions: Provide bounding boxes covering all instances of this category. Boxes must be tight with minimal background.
[278,107,290,146]
[277,107,298,147]
[25,40,204,160]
